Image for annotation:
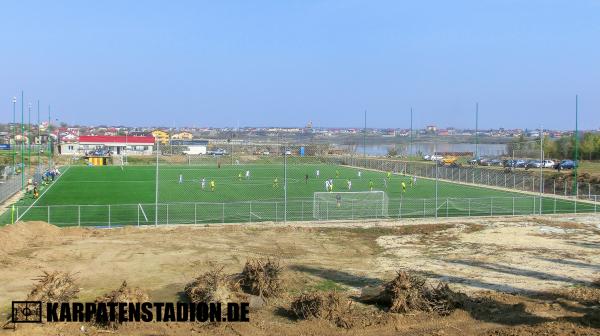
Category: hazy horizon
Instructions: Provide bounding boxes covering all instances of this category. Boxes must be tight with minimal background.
[2,1,599,130]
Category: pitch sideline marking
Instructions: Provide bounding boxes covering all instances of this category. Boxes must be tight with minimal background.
[16,165,71,222]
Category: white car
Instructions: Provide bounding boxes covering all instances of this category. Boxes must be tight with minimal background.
[430,155,444,161]
[542,160,555,168]
[423,155,431,160]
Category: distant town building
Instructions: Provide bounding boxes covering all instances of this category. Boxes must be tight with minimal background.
[151,130,170,144]
[58,135,155,155]
[171,131,193,140]
[426,125,437,132]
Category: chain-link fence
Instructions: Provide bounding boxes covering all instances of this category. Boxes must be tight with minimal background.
[3,138,599,227]
[9,194,598,227]
[328,156,600,201]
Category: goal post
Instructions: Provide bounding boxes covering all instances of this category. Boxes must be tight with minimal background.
[313,191,389,220]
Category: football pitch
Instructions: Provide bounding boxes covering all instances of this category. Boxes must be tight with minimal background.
[3,163,595,226]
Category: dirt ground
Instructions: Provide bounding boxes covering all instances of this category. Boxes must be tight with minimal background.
[1,215,600,335]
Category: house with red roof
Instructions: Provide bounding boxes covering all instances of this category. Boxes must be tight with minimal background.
[58,135,155,155]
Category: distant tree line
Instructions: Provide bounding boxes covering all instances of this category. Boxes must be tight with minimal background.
[507,133,600,160]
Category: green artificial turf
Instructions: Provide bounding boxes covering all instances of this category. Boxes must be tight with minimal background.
[2,163,595,226]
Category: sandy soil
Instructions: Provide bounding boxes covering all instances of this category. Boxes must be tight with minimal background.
[1,215,600,335]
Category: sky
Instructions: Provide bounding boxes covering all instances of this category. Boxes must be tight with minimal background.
[1,0,599,130]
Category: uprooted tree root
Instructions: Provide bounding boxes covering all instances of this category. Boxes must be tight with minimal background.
[185,266,247,303]
[240,258,282,298]
[27,270,80,302]
[291,291,354,328]
[361,270,466,316]
[94,281,150,329]
[4,271,79,328]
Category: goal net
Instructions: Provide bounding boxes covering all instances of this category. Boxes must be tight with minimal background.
[313,191,389,220]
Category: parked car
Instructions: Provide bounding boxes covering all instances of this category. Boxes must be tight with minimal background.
[489,159,502,166]
[468,158,478,165]
[542,160,555,168]
[525,160,542,169]
[423,155,431,160]
[555,160,577,170]
[478,158,490,166]
[503,159,516,168]
[515,160,527,168]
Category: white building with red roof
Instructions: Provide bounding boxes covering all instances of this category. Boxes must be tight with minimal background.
[58,135,155,155]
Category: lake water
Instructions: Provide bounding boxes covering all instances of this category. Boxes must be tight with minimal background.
[352,143,507,157]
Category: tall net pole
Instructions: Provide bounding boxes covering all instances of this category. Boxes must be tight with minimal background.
[37,100,40,171]
[28,102,31,175]
[284,142,287,223]
[434,141,438,218]
[21,91,24,190]
[573,95,578,196]
[410,107,413,157]
[539,126,543,214]
[363,110,366,159]
[48,105,52,169]
[155,138,159,226]
[12,97,16,169]
[475,102,479,159]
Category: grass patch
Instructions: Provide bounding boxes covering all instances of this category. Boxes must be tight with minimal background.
[312,279,347,292]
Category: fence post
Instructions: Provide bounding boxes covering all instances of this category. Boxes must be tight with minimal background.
[108,205,111,228]
[513,175,516,189]
[16,206,19,223]
[490,198,493,216]
[553,180,556,195]
[47,206,50,224]
[78,205,81,227]
[564,181,567,196]
[504,175,507,188]
[446,198,449,217]
[467,198,471,216]
[512,197,515,216]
